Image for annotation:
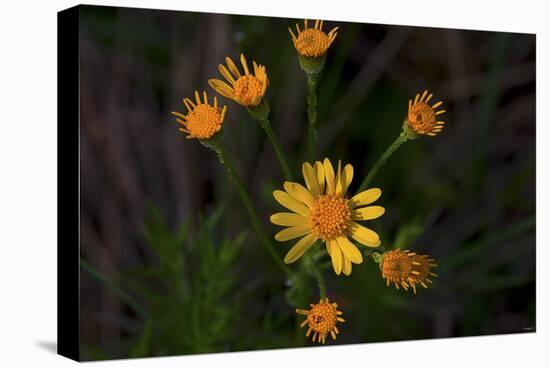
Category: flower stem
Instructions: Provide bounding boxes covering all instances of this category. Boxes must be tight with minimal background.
[358,131,410,192]
[311,263,327,299]
[304,249,327,299]
[213,141,291,276]
[306,72,319,161]
[259,118,294,181]
[364,246,386,265]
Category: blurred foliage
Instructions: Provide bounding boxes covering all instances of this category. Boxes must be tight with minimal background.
[82,204,247,358]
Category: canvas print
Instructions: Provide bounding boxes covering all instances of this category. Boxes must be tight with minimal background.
[61,4,535,361]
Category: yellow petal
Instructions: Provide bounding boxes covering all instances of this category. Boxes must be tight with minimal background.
[342,256,352,276]
[254,95,262,106]
[240,54,250,75]
[171,111,186,120]
[288,27,297,41]
[314,161,325,194]
[335,160,343,196]
[284,182,315,208]
[351,206,385,221]
[350,188,381,208]
[219,64,236,85]
[323,158,335,194]
[340,164,353,197]
[208,79,234,99]
[220,105,227,122]
[328,239,342,275]
[420,90,428,103]
[283,233,317,264]
[183,98,195,111]
[302,162,320,198]
[336,236,363,264]
[348,222,380,246]
[275,225,311,242]
[195,91,202,105]
[270,212,308,227]
[273,190,310,217]
[225,56,241,78]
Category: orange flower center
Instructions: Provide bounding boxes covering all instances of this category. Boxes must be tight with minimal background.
[307,302,338,335]
[310,194,351,241]
[233,75,264,106]
[382,250,413,283]
[295,28,330,57]
[381,250,437,291]
[410,254,430,283]
[185,104,223,139]
[407,102,437,134]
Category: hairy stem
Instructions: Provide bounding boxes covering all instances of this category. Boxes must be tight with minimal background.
[311,263,327,299]
[306,72,319,161]
[259,119,294,181]
[214,142,291,276]
[358,131,410,192]
[304,249,327,299]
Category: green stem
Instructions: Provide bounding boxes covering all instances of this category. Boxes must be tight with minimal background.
[306,72,319,161]
[213,141,291,276]
[304,249,327,299]
[358,131,410,192]
[259,119,294,181]
[364,245,386,258]
[311,263,326,299]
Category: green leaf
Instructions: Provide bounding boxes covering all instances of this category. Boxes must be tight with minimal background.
[218,232,247,265]
[206,202,227,232]
[143,202,185,275]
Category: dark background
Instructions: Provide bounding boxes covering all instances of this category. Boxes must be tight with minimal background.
[78,5,535,360]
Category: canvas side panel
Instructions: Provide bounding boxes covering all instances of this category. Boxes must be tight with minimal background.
[57,5,80,362]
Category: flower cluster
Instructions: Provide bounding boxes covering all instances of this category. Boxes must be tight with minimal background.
[170,17,446,345]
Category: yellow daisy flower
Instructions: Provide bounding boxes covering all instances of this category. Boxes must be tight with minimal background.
[270,158,385,276]
[288,19,338,58]
[406,90,446,136]
[208,54,268,107]
[296,298,344,344]
[381,249,438,294]
[171,90,227,140]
